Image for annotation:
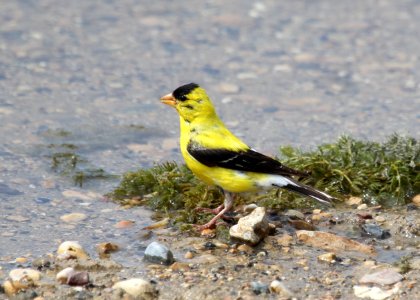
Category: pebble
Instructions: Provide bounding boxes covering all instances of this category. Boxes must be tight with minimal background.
[288,219,317,231]
[317,252,337,264]
[200,228,216,238]
[143,218,169,230]
[4,268,41,296]
[184,251,194,259]
[190,254,219,265]
[114,220,135,228]
[57,241,89,259]
[250,281,269,295]
[276,233,293,247]
[284,209,304,219]
[361,224,391,239]
[296,230,375,254]
[67,271,89,286]
[359,269,403,285]
[357,203,368,210]
[229,206,269,245]
[243,203,258,213]
[412,194,420,207]
[237,244,253,254]
[144,241,174,265]
[346,196,363,206]
[96,242,119,258]
[15,257,28,264]
[311,212,333,221]
[56,267,75,284]
[62,190,100,201]
[60,213,87,223]
[353,283,401,300]
[113,278,158,300]
[269,280,294,297]
[374,216,386,223]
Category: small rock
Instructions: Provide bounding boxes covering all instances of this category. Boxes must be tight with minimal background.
[251,281,269,295]
[237,244,253,254]
[243,203,258,213]
[57,241,89,260]
[361,224,391,239]
[4,268,41,295]
[144,241,174,265]
[184,251,194,259]
[96,242,119,258]
[60,213,87,223]
[312,209,322,214]
[9,268,41,288]
[229,207,269,245]
[32,256,52,270]
[288,219,317,230]
[67,271,89,286]
[412,194,420,207]
[15,257,28,264]
[190,254,219,265]
[200,228,216,238]
[62,190,99,201]
[56,267,75,284]
[284,209,304,219]
[359,269,403,285]
[317,252,337,264]
[357,212,373,219]
[374,216,386,223]
[346,196,363,206]
[357,204,368,210]
[115,220,135,229]
[296,230,375,254]
[113,278,158,300]
[143,218,169,230]
[312,212,333,222]
[269,280,293,297]
[276,233,293,247]
[353,283,401,300]
[169,262,190,272]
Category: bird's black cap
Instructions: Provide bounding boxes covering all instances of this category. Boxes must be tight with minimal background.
[172,83,199,101]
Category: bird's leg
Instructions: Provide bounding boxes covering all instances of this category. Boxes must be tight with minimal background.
[194,204,225,215]
[195,192,235,231]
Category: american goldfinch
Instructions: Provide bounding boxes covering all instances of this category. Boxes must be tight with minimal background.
[161,83,334,229]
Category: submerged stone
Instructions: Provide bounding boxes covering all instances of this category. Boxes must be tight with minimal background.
[361,223,391,239]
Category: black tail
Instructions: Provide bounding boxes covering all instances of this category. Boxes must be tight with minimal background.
[277,178,334,205]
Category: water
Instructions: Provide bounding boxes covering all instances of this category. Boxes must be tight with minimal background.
[0,0,419,271]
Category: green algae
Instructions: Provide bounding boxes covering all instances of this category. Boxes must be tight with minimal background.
[110,135,419,227]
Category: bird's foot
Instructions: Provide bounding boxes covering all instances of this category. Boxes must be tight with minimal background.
[194,204,224,215]
[193,219,229,231]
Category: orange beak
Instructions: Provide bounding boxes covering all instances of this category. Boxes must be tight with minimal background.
[160,93,177,107]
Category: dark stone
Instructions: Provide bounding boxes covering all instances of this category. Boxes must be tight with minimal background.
[361,223,391,239]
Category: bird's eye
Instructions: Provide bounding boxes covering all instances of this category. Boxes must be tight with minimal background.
[179,95,187,101]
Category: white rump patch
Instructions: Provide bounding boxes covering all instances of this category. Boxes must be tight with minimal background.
[257,175,297,188]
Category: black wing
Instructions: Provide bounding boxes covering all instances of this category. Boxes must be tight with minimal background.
[187,142,307,177]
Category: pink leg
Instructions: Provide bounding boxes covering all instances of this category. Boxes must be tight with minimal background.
[195,192,235,230]
[195,204,225,215]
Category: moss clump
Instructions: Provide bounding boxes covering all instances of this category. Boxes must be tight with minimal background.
[279,135,419,206]
[110,135,419,226]
[112,162,225,224]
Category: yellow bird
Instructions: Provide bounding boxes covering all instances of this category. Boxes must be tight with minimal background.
[161,83,333,229]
